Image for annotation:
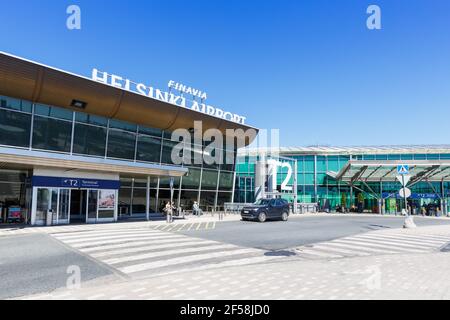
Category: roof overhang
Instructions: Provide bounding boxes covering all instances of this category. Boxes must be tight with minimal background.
[0,147,188,178]
[330,160,450,183]
[0,51,257,146]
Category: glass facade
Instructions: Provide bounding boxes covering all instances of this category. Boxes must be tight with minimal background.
[0,95,238,217]
[235,153,450,215]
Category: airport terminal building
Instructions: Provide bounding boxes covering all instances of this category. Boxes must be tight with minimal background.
[0,52,255,225]
[235,146,450,216]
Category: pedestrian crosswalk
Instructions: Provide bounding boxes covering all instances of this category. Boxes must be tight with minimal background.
[0,221,217,237]
[49,226,279,278]
[152,221,216,232]
[295,232,450,260]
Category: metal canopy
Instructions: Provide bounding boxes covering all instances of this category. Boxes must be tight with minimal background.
[328,160,450,183]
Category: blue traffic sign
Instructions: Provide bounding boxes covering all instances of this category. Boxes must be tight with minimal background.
[397,165,409,175]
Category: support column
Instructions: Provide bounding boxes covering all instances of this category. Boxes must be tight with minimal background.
[442,180,447,216]
[293,160,298,213]
[350,185,353,212]
[379,180,383,215]
[314,155,318,204]
[146,176,150,221]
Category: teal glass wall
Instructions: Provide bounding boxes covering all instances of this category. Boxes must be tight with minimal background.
[235,152,450,215]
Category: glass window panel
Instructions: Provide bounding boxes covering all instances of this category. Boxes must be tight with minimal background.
[199,191,216,210]
[221,149,236,171]
[159,176,180,189]
[109,119,137,132]
[201,169,219,190]
[133,178,148,188]
[161,139,182,165]
[75,112,108,126]
[181,168,201,189]
[297,173,305,185]
[304,156,315,172]
[179,190,199,212]
[316,156,327,172]
[375,154,388,160]
[72,123,107,157]
[163,130,173,139]
[327,156,340,172]
[387,154,401,160]
[118,187,131,217]
[400,154,413,160]
[120,177,133,187]
[304,185,316,203]
[107,129,136,160]
[218,171,234,191]
[0,96,32,113]
[0,109,31,147]
[35,104,73,120]
[136,135,161,163]
[304,173,315,185]
[32,116,72,152]
[138,126,162,137]
[414,154,427,160]
[131,188,147,214]
[317,173,327,186]
[216,192,232,209]
[157,189,179,211]
[203,145,220,169]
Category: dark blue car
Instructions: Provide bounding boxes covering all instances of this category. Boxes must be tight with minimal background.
[241,198,290,222]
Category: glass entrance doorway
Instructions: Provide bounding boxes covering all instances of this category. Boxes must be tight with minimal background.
[32,186,118,225]
[35,188,70,225]
[69,189,87,223]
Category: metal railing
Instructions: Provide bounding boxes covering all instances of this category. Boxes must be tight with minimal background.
[224,202,253,214]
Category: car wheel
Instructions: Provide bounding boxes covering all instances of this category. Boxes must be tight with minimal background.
[258,212,267,223]
[281,211,289,221]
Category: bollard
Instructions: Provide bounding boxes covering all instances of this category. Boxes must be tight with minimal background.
[403,209,417,228]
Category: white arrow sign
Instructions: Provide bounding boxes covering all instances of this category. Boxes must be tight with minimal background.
[396,175,411,186]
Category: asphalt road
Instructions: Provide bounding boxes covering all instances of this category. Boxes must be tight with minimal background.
[177,215,450,251]
[0,233,113,299]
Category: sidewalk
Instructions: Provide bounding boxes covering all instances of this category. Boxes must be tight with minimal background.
[0,213,242,236]
[18,225,450,300]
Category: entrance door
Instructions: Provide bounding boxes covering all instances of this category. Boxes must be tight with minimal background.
[87,190,98,223]
[70,189,87,223]
[35,188,58,225]
[58,189,70,224]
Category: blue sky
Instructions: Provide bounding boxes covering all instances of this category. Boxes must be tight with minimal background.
[1,0,449,147]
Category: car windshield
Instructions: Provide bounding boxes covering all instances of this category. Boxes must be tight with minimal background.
[253,199,270,205]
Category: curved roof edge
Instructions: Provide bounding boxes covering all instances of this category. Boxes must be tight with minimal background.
[0,51,258,146]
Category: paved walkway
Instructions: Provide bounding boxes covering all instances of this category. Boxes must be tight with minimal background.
[17,224,450,300]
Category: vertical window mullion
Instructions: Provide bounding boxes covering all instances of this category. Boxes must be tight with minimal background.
[134,127,139,162]
[29,103,35,150]
[70,111,75,155]
[104,119,110,159]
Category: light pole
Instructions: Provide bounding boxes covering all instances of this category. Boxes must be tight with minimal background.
[402,174,408,216]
